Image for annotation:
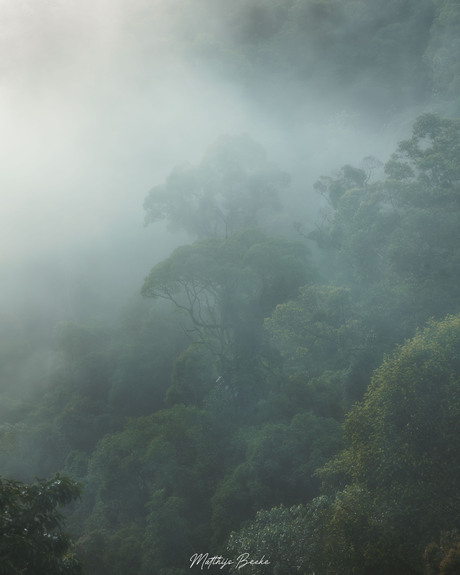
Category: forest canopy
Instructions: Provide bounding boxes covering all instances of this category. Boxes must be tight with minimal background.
[2,1,460,574]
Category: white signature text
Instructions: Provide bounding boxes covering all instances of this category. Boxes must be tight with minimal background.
[190,552,270,570]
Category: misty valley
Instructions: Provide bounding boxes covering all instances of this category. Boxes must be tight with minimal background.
[1,1,460,574]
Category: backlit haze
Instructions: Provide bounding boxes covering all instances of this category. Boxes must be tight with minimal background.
[0,0,408,324]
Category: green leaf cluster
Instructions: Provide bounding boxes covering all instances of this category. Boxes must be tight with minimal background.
[0,474,83,575]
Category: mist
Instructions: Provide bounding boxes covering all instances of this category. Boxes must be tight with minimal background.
[3,2,457,573]
[0,0,415,327]
[0,1,247,311]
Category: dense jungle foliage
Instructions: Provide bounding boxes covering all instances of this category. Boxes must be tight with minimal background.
[2,1,460,574]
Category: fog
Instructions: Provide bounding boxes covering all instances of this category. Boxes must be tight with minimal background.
[0,0,414,335]
[5,3,460,572]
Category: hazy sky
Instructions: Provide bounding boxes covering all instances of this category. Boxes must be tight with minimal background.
[0,0,247,259]
[0,0,410,321]
[0,0,259,315]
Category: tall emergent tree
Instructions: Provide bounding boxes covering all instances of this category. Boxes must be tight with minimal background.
[310,114,460,359]
[143,134,287,239]
[142,228,310,402]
